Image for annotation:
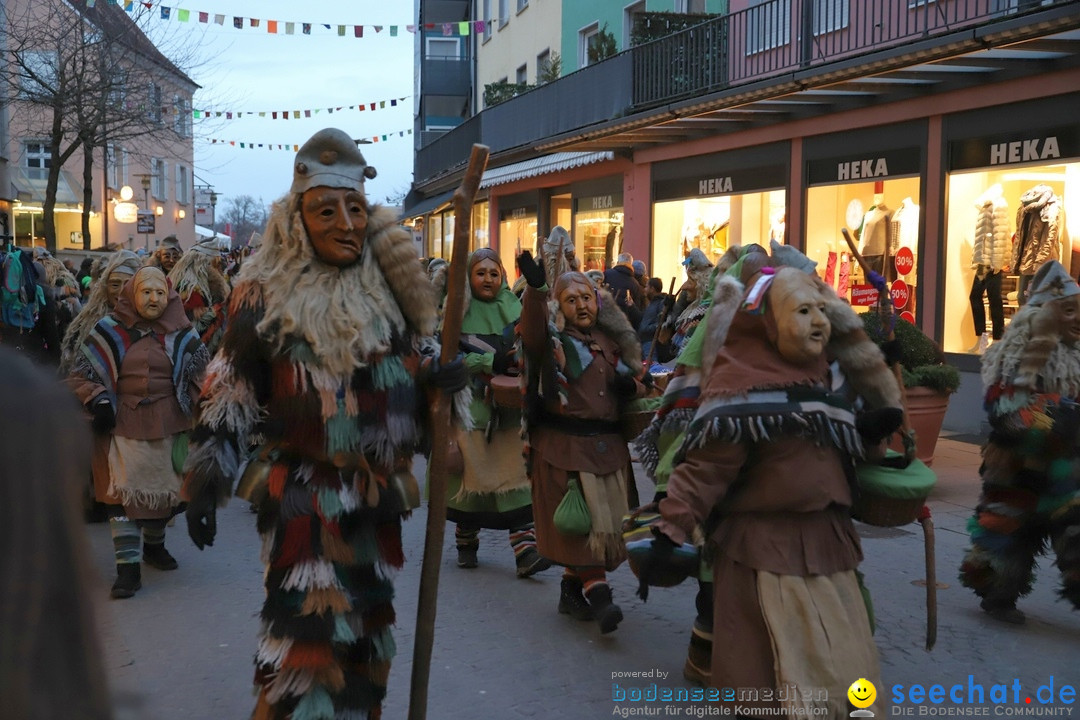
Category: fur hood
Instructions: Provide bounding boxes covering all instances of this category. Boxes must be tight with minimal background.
[549,284,642,376]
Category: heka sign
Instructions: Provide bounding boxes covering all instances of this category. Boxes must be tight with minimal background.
[949,125,1079,171]
[837,158,888,181]
[990,137,1060,165]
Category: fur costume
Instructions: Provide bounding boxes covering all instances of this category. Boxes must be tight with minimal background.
[960,287,1080,612]
[183,187,444,719]
[168,247,231,355]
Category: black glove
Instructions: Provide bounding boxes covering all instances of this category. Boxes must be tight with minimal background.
[517,251,546,289]
[855,407,904,445]
[492,347,516,376]
[430,355,469,394]
[614,374,638,399]
[1050,399,1080,446]
[186,489,217,550]
[90,400,115,434]
[880,339,903,367]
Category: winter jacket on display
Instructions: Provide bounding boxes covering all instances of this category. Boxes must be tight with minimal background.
[1012,185,1062,276]
[971,189,1011,271]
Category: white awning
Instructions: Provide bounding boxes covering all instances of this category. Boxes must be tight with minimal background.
[479,151,614,189]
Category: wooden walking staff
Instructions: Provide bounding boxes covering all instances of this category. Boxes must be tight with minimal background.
[840,226,937,651]
[408,143,490,720]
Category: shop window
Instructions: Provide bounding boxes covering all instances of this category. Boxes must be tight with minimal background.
[498,209,537,274]
[805,177,922,323]
[746,0,791,54]
[652,190,786,294]
[942,162,1078,355]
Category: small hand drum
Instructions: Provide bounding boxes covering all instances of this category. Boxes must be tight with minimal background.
[489,374,522,408]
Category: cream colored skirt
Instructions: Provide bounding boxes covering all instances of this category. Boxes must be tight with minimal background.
[757,569,882,718]
[108,435,181,516]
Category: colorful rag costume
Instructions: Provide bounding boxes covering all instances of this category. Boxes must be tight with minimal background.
[182,195,443,719]
[960,260,1080,619]
[168,239,231,355]
[444,250,544,575]
[657,267,894,717]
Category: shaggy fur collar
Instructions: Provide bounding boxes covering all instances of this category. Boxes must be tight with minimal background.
[982,304,1080,398]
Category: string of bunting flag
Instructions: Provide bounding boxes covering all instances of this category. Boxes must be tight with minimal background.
[204,128,413,151]
[84,0,495,37]
[193,96,408,121]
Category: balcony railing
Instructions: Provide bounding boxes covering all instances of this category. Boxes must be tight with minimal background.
[422,56,472,98]
[633,0,1075,108]
[414,0,1079,187]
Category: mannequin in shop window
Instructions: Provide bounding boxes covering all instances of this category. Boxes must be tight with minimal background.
[1013,184,1063,305]
[858,199,892,276]
[968,184,1010,354]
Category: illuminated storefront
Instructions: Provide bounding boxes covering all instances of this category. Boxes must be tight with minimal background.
[651,143,788,290]
[942,97,1080,355]
[804,124,925,323]
[572,180,623,272]
[496,192,538,273]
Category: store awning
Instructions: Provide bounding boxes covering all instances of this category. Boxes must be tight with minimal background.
[9,166,84,207]
[400,188,455,219]
[479,151,614,189]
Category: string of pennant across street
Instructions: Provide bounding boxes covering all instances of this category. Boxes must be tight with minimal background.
[83,0,495,38]
[192,97,409,121]
[205,128,412,151]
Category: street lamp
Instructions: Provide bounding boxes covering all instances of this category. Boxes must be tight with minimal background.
[136,173,152,251]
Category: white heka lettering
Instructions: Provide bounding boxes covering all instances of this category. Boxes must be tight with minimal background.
[699,177,733,194]
[838,159,887,181]
[990,136,1061,165]
[591,196,614,210]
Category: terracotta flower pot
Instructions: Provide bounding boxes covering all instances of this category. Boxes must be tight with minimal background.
[888,386,951,466]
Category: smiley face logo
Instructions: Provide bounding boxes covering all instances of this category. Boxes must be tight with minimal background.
[848,678,877,709]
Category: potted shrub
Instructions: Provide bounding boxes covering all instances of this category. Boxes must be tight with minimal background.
[861,310,961,465]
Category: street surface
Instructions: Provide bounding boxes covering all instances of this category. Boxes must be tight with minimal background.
[89,437,1080,719]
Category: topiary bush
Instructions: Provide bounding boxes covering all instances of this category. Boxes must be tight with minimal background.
[861,310,960,394]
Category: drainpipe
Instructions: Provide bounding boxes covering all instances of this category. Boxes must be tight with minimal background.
[0,0,13,247]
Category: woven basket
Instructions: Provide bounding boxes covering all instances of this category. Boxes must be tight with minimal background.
[851,492,927,528]
[620,410,655,443]
[489,374,522,408]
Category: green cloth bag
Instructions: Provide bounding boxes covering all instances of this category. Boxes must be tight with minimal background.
[553,477,592,535]
[172,432,189,475]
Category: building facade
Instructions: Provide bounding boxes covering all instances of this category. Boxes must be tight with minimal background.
[1,0,197,254]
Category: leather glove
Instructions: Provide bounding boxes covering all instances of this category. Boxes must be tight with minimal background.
[492,347,516,376]
[90,400,115,434]
[855,407,904,445]
[614,374,638,399]
[430,355,469,394]
[186,489,217,550]
[517,250,546,289]
[880,339,903,367]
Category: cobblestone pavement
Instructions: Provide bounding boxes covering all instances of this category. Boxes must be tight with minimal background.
[88,438,1080,719]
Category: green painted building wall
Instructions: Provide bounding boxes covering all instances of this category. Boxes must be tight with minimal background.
[560,0,728,74]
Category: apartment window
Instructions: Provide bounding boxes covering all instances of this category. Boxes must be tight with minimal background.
[173,95,191,137]
[580,23,600,68]
[814,0,849,34]
[498,0,509,27]
[517,0,528,11]
[482,0,492,40]
[19,51,57,98]
[624,1,646,48]
[175,165,190,204]
[106,145,118,189]
[427,37,460,58]
[536,49,550,83]
[151,158,167,200]
[24,142,51,172]
[516,64,527,84]
[746,0,791,54]
[147,82,163,123]
[674,0,689,12]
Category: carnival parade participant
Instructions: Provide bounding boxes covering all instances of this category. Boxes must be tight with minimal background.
[146,235,183,274]
[960,260,1080,624]
[444,248,551,577]
[60,250,144,523]
[517,250,646,634]
[654,248,716,363]
[66,266,208,598]
[655,263,900,716]
[181,128,467,719]
[167,237,231,355]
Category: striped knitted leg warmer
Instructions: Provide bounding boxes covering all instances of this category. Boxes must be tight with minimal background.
[576,567,607,595]
[455,524,479,550]
[508,522,536,559]
[140,518,167,547]
[109,516,141,565]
